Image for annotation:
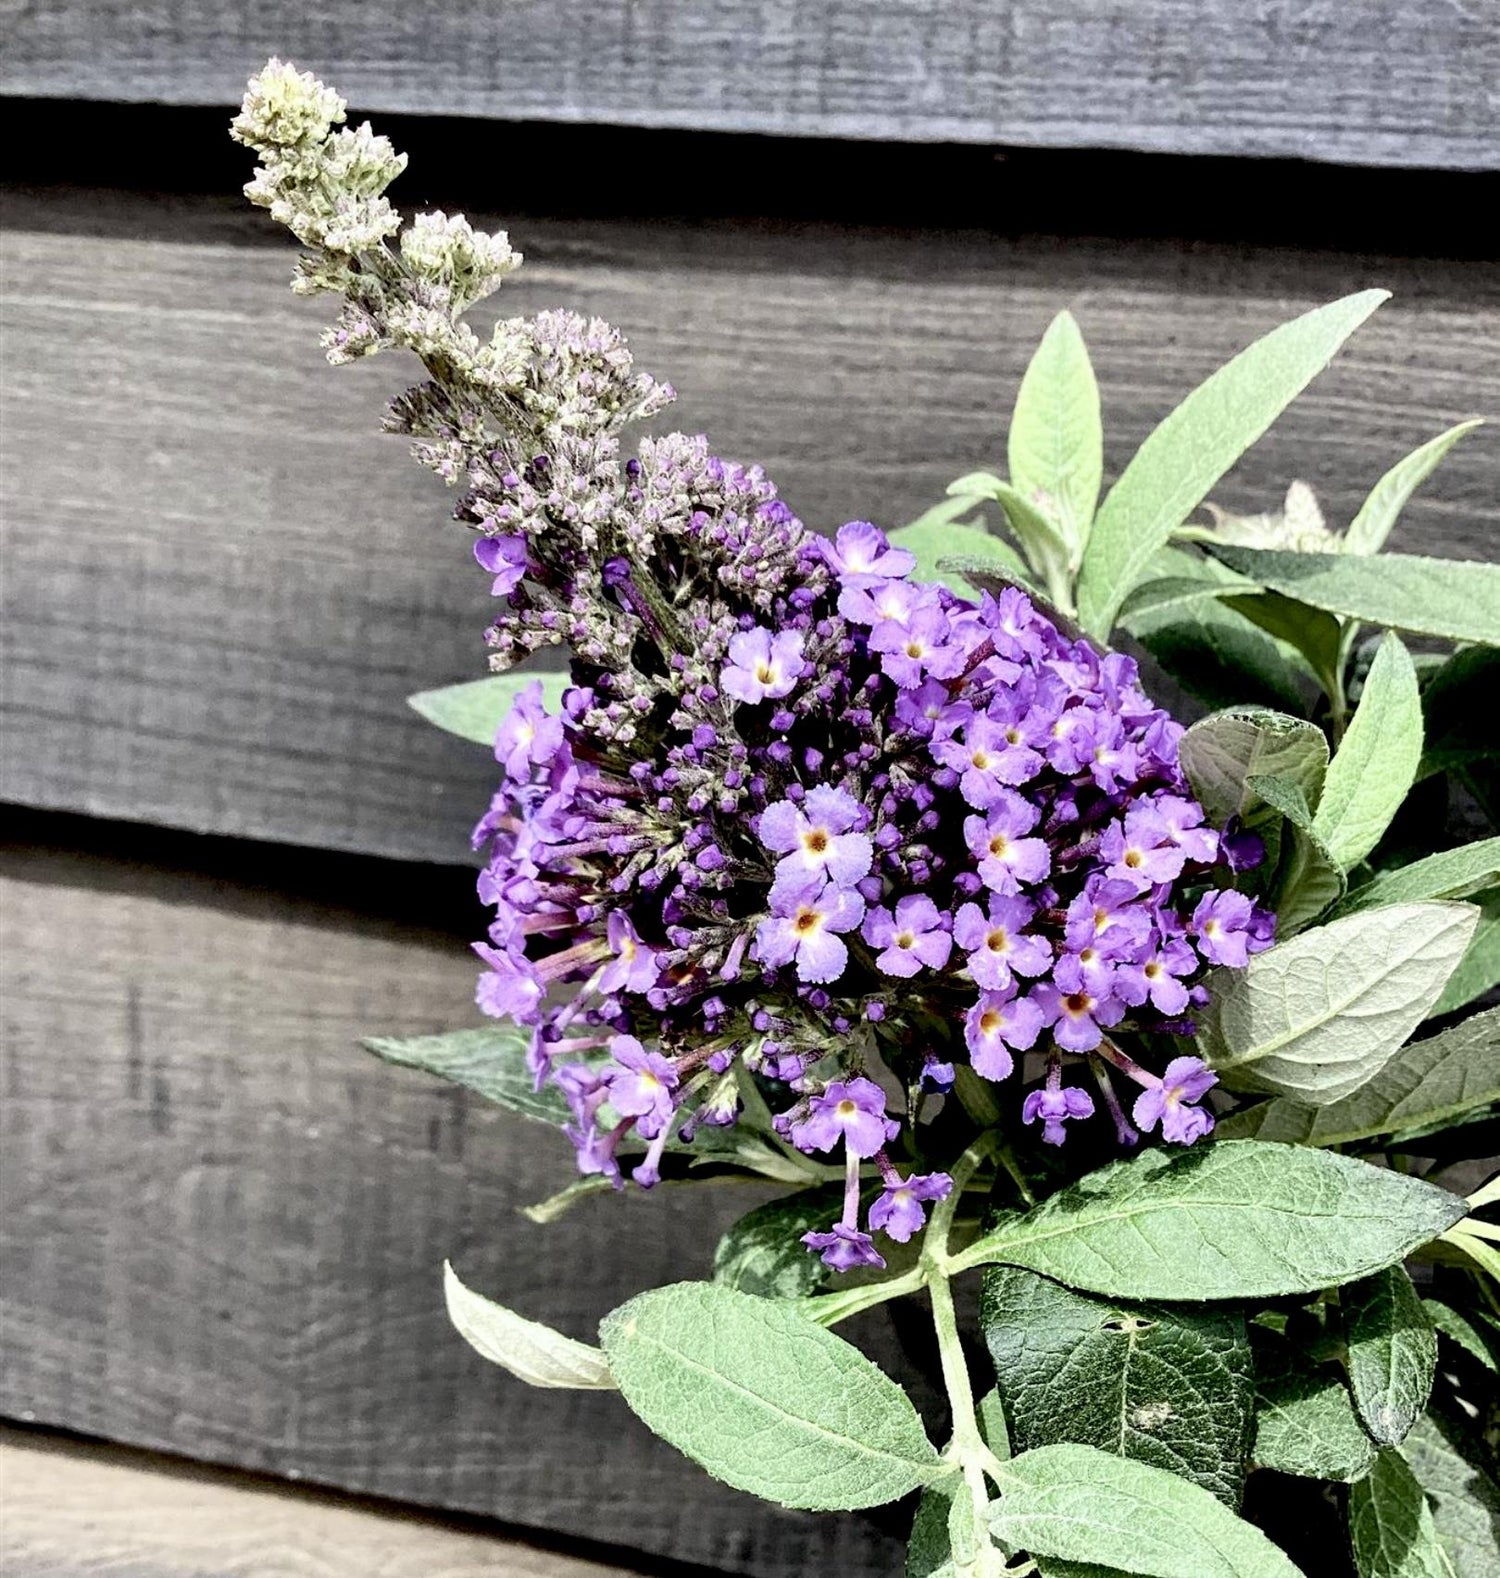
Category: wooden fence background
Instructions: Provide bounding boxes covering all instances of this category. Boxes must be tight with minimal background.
[3,6,1497,1573]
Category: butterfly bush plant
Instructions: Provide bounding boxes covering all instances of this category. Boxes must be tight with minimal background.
[235,62,1500,1578]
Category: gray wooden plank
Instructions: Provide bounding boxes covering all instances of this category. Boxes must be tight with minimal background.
[0,1426,643,1578]
[3,189,1497,864]
[2,0,1497,170]
[0,842,906,1578]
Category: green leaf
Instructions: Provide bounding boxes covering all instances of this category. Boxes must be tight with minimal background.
[1401,1410,1500,1578]
[1315,633,1424,869]
[907,1480,960,1578]
[1350,1448,1460,1578]
[1216,1006,1500,1148]
[989,1442,1302,1577]
[443,1261,615,1389]
[1335,840,1500,915]
[1342,1266,1437,1447]
[1431,891,1500,1017]
[1196,902,1479,1103]
[408,670,568,745]
[1421,1299,1499,1372]
[952,1141,1465,1301]
[1250,1332,1376,1482]
[891,505,1031,599]
[1119,576,1256,624]
[598,1281,942,1510]
[979,1265,1254,1507]
[1344,420,1484,557]
[1075,290,1387,640]
[1008,310,1104,557]
[711,1186,841,1299]
[1419,648,1500,782]
[1249,772,1345,934]
[363,1026,569,1125]
[1223,590,1346,707]
[1179,708,1329,830]
[1205,549,1500,648]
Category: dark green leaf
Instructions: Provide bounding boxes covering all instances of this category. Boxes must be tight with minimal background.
[1249,772,1345,933]
[1205,549,1500,648]
[598,1282,942,1511]
[1076,290,1387,640]
[1419,648,1500,782]
[1251,1332,1376,1482]
[364,1025,568,1124]
[1335,841,1500,916]
[408,670,568,745]
[1179,708,1329,829]
[1224,590,1345,705]
[952,1142,1466,1301]
[1216,1007,1500,1148]
[1315,633,1424,869]
[1401,1409,1500,1577]
[1343,1267,1437,1447]
[711,1186,842,1299]
[1421,1299,1499,1372]
[990,1443,1302,1577]
[1431,891,1500,1017]
[1349,1448,1460,1578]
[980,1265,1254,1506]
[1197,902,1479,1104]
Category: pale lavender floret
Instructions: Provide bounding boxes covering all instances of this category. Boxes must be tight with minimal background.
[934,714,1044,807]
[759,785,873,903]
[984,586,1048,661]
[837,575,931,629]
[820,520,917,580]
[894,679,967,741]
[473,940,543,1023]
[1031,962,1127,1053]
[802,1223,886,1271]
[862,894,953,978]
[1064,877,1152,957]
[752,880,866,983]
[494,680,567,780]
[868,605,968,689]
[964,794,1052,893]
[1099,806,1190,892]
[868,1171,952,1243]
[788,1076,899,1157]
[953,894,1052,990]
[1133,1055,1218,1144]
[1191,889,1261,967]
[596,910,660,995]
[720,626,806,704]
[473,533,527,595]
[1022,1083,1096,1146]
[964,987,1044,1079]
[1155,795,1220,863]
[1114,933,1197,1015]
[602,1033,679,1138]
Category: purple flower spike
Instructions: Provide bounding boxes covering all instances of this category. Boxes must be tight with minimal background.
[869,1171,952,1243]
[474,533,528,595]
[802,1223,886,1271]
[603,1034,679,1138]
[494,680,566,781]
[1022,1082,1095,1146]
[1133,1055,1218,1145]
[821,520,916,580]
[752,879,866,983]
[721,626,806,704]
[862,894,953,978]
[789,1076,899,1157]
[596,910,660,995]
[759,784,873,904]
[964,988,1043,1079]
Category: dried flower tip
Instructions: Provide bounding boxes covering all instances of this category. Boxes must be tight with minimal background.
[231,59,346,153]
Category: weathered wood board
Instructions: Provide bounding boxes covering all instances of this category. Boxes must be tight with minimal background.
[4,189,1496,865]
[0,837,907,1577]
[0,1425,643,1578]
[3,0,1497,169]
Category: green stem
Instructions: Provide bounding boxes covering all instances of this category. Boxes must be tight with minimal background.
[797,1266,925,1328]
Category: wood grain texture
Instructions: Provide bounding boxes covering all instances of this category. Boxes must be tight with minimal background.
[3,189,1497,865]
[3,0,1497,170]
[0,842,906,1577]
[0,1426,642,1578]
